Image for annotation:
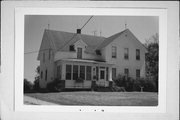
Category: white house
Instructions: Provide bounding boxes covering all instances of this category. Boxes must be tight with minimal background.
[37,28,147,89]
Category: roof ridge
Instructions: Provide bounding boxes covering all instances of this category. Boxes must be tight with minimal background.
[96,29,128,49]
[45,29,106,39]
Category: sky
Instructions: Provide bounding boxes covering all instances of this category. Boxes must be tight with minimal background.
[24,15,159,83]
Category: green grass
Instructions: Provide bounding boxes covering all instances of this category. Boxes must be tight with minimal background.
[25,92,158,106]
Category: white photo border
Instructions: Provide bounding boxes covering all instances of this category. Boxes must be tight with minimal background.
[15,7,167,113]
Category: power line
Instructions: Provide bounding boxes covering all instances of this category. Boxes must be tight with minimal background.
[81,16,93,30]
[58,16,93,51]
[25,16,93,55]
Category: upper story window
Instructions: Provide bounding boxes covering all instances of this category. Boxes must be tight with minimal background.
[112,46,117,58]
[43,52,45,63]
[41,71,43,79]
[136,49,140,60]
[124,48,129,60]
[77,47,82,59]
[69,45,75,51]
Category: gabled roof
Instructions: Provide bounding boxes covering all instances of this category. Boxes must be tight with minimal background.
[40,29,146,57]
[43,29,105,54]
[96,29,127,49]
[96,29,147,51]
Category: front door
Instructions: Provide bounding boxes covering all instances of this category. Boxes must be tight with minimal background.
[99,68,106,86]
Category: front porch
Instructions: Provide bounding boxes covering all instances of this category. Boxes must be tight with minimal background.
[55,59,113,89]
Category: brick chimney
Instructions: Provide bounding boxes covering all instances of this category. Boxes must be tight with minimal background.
[77,29,81,34]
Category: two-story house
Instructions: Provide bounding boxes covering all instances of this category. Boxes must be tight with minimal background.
[37,28,146,89]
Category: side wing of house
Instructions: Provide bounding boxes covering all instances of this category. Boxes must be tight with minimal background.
[102,29,147,79]
[37,30,56,88]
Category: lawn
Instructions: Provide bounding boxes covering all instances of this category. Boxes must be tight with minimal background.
[25,92,158,106]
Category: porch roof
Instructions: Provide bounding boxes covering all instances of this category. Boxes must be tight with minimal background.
[59,58,113,65]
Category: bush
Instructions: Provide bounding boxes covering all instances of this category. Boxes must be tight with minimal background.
[33,79,39,91]
[47,78,65,92]
[113,74,157,92]
[24,78,33,93]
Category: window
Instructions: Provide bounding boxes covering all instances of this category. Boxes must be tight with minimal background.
[43,52,45,62]
[49,49,51,60]
[45,69,47,81]
[77,47,82,59]
[57,65,61,79]
[112,46,117,58]
[69,45,75,51]
[80,66,85,80]
[124,68,129,77]
[86,66,92,80]
[66,65,72,80]
[73,65,78,80]
[136,69,140,78]
[136,49,140,60]
[95,50,101,55]
[41,71,43,79]
[124,48,129,60]
[112,68,116,80]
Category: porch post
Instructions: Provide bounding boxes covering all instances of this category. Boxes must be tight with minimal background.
[108,67,113,88]
[109,67,113,81]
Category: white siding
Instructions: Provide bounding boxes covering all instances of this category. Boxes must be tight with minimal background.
[104,30,146,78]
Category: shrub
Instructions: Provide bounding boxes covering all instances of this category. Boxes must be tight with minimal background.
[24,78,33,93]
[47,78,65,92]
[33,79,39,91]
[113,74,157,92]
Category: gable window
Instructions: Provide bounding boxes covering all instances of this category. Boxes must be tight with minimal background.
[77,47,82,59]
[86,66,92,80]
[73,65,78,80]
[96,50,101,55]
[112,46,117,58]
[66,65,72,80]
[80,66,85,80]
[43,52,45,62]
[112,68,116,80]
[45,69,47,81]
[69,45,75,51]
[136,49,140,60]
[124,48,129,60]
[124,68,129,77]
[136,69,140,79]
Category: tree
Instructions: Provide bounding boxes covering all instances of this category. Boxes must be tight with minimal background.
[34,66,40,91]
[145,33,159,92]
[24,78,33,93]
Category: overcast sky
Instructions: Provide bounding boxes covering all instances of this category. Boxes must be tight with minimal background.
[24,15,159,82]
